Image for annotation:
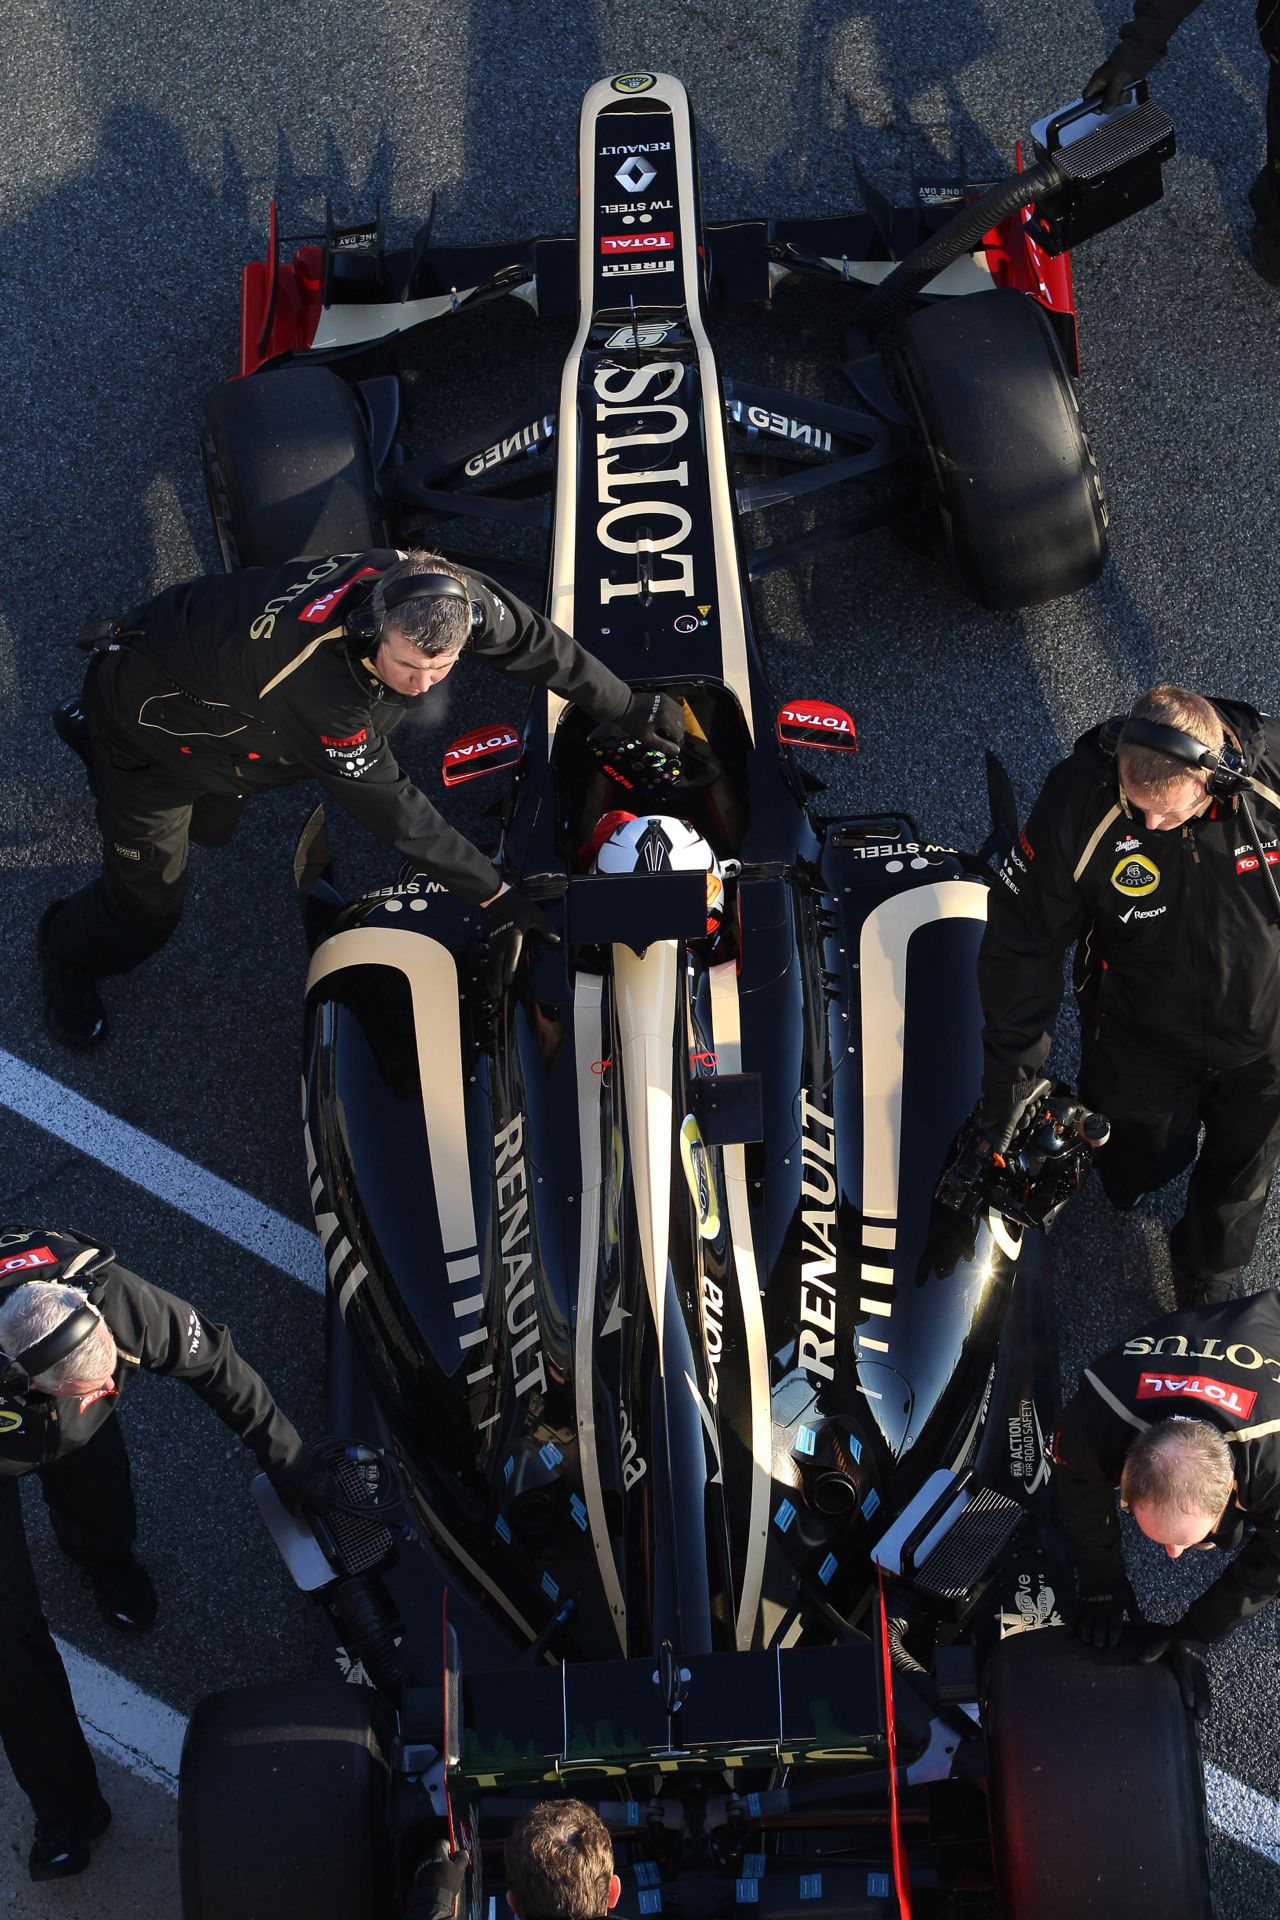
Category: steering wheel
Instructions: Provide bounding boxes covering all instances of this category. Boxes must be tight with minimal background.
[588,723,722,793]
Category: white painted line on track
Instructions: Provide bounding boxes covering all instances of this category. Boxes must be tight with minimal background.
[1206,1763,1280,1865]
[0,1048,322,1292]
[56,1638,184,1797]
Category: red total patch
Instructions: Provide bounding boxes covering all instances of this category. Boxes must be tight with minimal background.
[0,1245,57,1278]
[299,565,381,624]
[321,730,368,748]
[1136,1372,1257,1420]
[1236,850,1280,875]
[600,231,674,253]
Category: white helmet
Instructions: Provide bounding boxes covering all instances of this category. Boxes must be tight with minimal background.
[593,815,724,934]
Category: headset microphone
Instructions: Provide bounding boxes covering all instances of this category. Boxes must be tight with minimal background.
[0,1300,104,1394]
[1102,714,1249,797]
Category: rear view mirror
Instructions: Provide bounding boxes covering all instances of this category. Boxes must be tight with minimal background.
[442,723,523,787]
[776,700,858,752]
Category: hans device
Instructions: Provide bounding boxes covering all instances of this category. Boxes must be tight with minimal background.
[346,571,483,645]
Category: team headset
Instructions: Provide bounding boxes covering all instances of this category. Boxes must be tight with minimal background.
[0,1298,104,1395]
[1100,709,1280,921]
[344,572,484,649]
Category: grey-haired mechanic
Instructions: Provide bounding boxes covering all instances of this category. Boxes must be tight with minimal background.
[1050,1289,1280,1719]
[0,1225,331,1882]
[39,549,684,1047]
[1083,1,1280,286]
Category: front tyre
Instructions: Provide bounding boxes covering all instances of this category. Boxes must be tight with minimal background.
[885,288,1108,611]
[200,365,387,570]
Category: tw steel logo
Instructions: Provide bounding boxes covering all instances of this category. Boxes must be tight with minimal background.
[600,231,674,254]
[593,361,694,605]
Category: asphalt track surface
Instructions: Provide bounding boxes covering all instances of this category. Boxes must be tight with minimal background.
[1,0,1279,1911]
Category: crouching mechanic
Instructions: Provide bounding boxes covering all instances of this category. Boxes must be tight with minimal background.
[977,684,1280,1305]
[1051,1289,1280,1719]
[39,549,685,1047]
[403,1798,618,1920]
[0,1226,331,1881]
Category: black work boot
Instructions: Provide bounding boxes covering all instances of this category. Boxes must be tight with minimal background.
[85,1552,158,1630]
[29,1794,112,1881]
[37,902,108,1049]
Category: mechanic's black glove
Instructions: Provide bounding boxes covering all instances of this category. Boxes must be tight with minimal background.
[482,887,561,996]
[1082,50,1149,113]
[621,690,686,757]
[977,1080,1038,1156]
[1073,1577,1145,1649]
[405,1840,469,1920]
[269,1443,337,1516]
[1138,1627,1213,1720]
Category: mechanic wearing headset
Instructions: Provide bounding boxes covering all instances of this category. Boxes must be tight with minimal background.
[977,684,1280,1306]
[39,548,684,1048]
[1050,1289,1280,1719]
[1083,1,1280,286]
[0,1225,331,1881]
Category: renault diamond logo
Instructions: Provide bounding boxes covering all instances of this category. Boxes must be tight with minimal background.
[616,155,657,194]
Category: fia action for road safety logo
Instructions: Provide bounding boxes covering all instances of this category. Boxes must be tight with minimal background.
[1111,853,1160,896]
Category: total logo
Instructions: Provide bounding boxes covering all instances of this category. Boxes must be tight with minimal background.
[0,1245,57,1278]
[600,231,674,254]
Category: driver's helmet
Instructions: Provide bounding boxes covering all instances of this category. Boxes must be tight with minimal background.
[593,814,724,935]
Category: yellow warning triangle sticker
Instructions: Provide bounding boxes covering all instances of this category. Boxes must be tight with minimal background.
[697,604,710,615]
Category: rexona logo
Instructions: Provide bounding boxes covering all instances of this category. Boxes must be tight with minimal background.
[0,1245,57,1278]
[1136,1371,1258,1420]
[594,360,695,604]
[600,231,674,253]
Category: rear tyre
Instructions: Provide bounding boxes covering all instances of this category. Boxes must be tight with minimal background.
[179,1681,391,1920]
[200,366,387,570]
[985,1630,1212,1919]
[885,288,1108,610]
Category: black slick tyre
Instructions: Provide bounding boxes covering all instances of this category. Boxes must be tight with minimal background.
[178,1681,391,1920]
[985,1630,1212,1919]
[886,287,1108,611]
[200,365,387,570]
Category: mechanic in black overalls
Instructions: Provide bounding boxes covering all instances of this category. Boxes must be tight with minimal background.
[0,1226,328,1881]
[1084,1,1280,285]
[977,684,1280,1305]
[39,549,684,1047]
[1050,1290,1280,1716]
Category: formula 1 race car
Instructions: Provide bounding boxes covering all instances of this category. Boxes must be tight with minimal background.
[178,72,1210,1920]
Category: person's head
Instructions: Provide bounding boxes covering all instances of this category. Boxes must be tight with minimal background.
[1120,1416,1236,1559]
[504,1801,619,1920]
[1115,685,1224,831]
[368,551,472,697]
[0,1282,117,1395]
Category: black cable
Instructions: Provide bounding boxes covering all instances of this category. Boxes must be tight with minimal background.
[852,160,1063,341]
